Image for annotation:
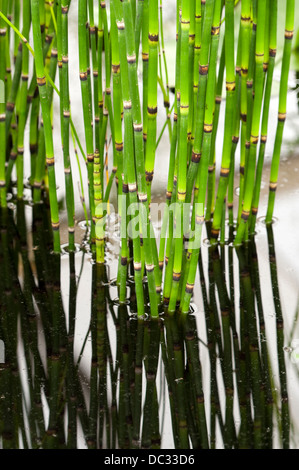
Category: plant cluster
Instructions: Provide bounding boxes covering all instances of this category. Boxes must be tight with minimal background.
[0,0,295,318]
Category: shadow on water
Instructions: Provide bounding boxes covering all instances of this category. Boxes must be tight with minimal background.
[0,195,297,450]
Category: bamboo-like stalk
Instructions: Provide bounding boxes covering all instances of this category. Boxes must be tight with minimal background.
[250,0,276,234]
[180,0,221,314]
[0,0,7,208]
[31,0,60,252]
[57,0,75,251]
[205,40,225,223]
[112,0,145,315]
[113,0,159,317]
[78,0,95,247]
[142,0,149,146]
[168,0,190,313]
[234,0,267,245]
[237,0,251,224]
[265,0,294,225]
[144,0,158,203]
[210,0,235,243]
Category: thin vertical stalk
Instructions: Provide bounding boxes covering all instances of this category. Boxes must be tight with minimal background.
[0,0,7,208]
[59,0,75,250]
[31,0,60,252]
[113,0,159,317]
[250,0,276,234]
[234,0,266,245]
[78,0,95,245]
[265,0,294,224]
[210,0,235,243]
[144,0,158,203]
[168,0,190,312]
[180,0,221,314]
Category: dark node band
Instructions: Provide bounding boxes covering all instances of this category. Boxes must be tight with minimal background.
[133,123,143,133]
[46,157,55,166]
[211,228,219,239]
[112,64,120,73]
[269,48,277,57]
[251,135,259,144]
[80,72,88,81]
[145,171,154,182]
[37,76,46,86]
[269,182,277,192]
[127,54,136,64]
[199,64,208,75]
[226,81,236,92]
[115,142,124,151]
[241,15,251,22]
[148,106,158,115]
[211,26,220,36]
[185,283,194,294]
[285,29,294,40]
[278,113,286,122]
[204,123,213,133]
[148,33,159,43]
[51,222,60,231]
[192,151,201,163]
[220,167,229,178]
[241,210,250,221]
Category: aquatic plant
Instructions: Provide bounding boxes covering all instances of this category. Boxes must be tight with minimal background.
[0,1,296,320]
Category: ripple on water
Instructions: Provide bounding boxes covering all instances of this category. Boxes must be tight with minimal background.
[257,216,279,227]
[61,243,82,255]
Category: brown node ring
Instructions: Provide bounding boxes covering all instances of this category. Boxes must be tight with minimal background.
[37,76,46,86]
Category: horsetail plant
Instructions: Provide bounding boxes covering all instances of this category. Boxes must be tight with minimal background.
[265,0,295,224]
[0,0,294,321]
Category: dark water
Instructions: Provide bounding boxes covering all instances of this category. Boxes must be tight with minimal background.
[0,194,298,450]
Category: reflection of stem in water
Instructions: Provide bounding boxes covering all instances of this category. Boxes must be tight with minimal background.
[132,318,144,448]
[0,197,294,449]
[249,238,274,449]
[237,245,264,449]
[164,315,189,449]
[267,225,290,449]
[182,314,208,449]
[210,246,236,448]
[118,303,133,448]
[141,318,160,449]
